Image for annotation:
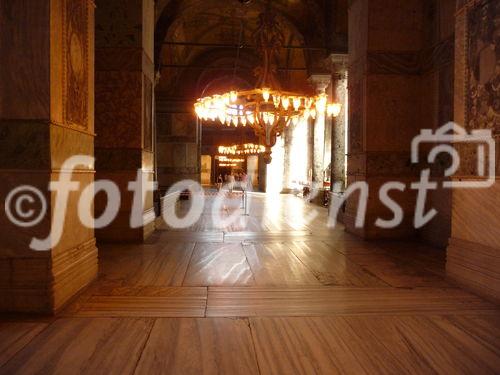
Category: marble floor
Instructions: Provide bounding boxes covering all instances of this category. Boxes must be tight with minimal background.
[1,193,499,374]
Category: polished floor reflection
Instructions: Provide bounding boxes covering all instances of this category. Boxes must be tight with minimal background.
[1,193,499,374]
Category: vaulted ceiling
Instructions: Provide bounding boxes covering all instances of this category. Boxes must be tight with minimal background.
[153,0,347,146]
[154,0,347,97]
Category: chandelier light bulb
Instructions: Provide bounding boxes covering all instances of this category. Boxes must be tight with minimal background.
[230,91,238,103]
[205,98,212,109]
[292,97,301,111]
[241,116,247,126]
[273,95,281,108]
[316,93,327,112]
[262,112,269,125]
[282,96,290,110]
[310,109,317,120]
[213,95,222,108]
[327,103,342,117]
[262,88,271,102]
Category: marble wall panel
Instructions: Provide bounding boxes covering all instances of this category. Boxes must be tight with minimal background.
[0,121,51,170]
[156,110,200,191]
[367,0,424,52]
[95,71,142,149]
[365,74,422,152]
[348,0,368,64]
[143,75,153,151]
[64,0,90,129]
[446,0,500,302]
[0,1,50,119]
[94,0,142,49]
[50,126,94,169]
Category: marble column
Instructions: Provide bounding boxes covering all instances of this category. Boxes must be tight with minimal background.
[0,0,97,313]
[94,0,156,242]
[328,54,348,193]
[258,153,267,192]
[281,125,293,193]
[308,74,332,187]
[281,119,304,193]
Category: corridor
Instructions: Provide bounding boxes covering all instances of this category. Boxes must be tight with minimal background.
[1,0,499,373]
[1,193,499,374]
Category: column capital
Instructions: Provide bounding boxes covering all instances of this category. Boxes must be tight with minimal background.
[308,74,332,94]
[329,53,348,66]
[327,53,348,80]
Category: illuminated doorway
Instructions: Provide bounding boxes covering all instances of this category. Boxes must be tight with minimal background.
[201,155,212,186]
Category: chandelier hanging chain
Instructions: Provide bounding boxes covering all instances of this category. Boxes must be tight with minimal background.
[231,18,245,88]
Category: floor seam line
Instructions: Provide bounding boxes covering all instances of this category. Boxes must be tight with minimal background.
[248,318,263,375]
[241,242,259,286]
[131,318,157,375]
[180,242,198,286]
[204,287,209,317]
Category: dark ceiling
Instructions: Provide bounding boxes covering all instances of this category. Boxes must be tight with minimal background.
[154,0,347,97]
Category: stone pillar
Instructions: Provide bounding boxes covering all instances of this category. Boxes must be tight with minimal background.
[329,54,348,192]
[281,121,299,193]
[345,0,425,239]
[446,0,500,302]
[94,0,156,242]
[247,155,259,189]
[258,154,267,192]
[0,0,97,313]
[308,74,332,186]
[156,101,201,193]
[307,117,314,188]
[281,125,293,193]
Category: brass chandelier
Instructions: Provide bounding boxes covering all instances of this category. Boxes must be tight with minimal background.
[194,2,341,163]
[218,143,266,155]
